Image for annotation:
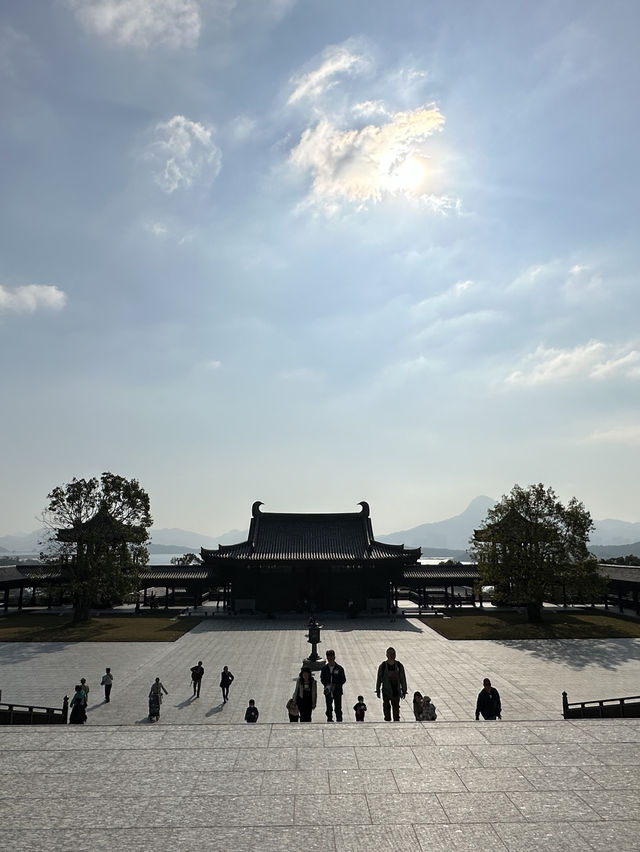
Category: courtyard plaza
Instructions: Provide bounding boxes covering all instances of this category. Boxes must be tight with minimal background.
[1,612,639,851]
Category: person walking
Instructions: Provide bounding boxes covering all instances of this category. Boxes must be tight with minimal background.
[353,695,367,722]
[320,649,346,722]
[220,666,234,703]
[293,666,317,723]
[101,668,113,702]
[190,661,204,697]
[475,677,502,720]
[375,647,408,721]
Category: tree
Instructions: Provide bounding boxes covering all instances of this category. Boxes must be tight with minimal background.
[41,472,152,623]
[170,553,202,566]
[470,483,604,622]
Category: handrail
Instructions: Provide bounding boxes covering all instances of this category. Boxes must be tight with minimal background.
[0,695,69,725]
[562,691,640,719]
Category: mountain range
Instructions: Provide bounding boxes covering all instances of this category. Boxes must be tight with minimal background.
[2,497,639,557]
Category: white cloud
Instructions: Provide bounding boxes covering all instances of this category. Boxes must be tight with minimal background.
[585,426,640,447]
[287,43,369,106]
[0,284,67,314]
[145,115,221,193]
[67,0,202,50]
[289,106,448,213]
[204,360,222,370]
[505,341,640,387]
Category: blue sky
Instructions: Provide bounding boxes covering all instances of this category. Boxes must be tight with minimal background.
[1,0,639,537]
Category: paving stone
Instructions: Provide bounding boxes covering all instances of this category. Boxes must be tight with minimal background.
[392,766,467,792]
[366,792,449,823]
[494,822,593,851]
[328,768,397,794]
[572,820,640,851]
[575,789,640,820]
[335,824,419,851]
[414,823,508,851]
[412,744,482,768]
[456,767,534,792]
[507,791,602,821]
[294,793,371,825]
[517,765,602,791]
[436,791,525,823]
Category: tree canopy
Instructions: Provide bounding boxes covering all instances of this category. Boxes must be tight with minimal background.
[470,483,604,622]
[41,472,152,623]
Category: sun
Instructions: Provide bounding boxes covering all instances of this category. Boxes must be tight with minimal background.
[394,155,427,191]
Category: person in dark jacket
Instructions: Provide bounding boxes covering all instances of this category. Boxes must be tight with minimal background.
[190,661,204,697]
[220,666,234,703]
[293,666,317,722]
[320,649,347,722]
[475,678,502,720]
[375,647,408,721]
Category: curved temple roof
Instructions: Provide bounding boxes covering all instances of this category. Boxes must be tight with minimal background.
[202,502,421,562]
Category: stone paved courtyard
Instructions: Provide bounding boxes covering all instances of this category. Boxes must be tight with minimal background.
[1,615,639,850]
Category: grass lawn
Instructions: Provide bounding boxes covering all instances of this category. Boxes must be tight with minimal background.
[420,609,640,640]
[0,614,203,642]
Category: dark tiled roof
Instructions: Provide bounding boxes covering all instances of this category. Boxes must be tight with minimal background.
[138,568,209,582]
[598,564,640,584]
[403,565,480,581]
[203,502,421,563]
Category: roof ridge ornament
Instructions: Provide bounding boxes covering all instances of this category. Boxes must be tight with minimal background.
[252,501,264,518]
[358,501,370,517]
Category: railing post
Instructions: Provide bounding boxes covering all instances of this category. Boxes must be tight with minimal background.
[62,695,69,724]
[562,691,569,718]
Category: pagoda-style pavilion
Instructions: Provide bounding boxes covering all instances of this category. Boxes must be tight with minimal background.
[201,501,421,613]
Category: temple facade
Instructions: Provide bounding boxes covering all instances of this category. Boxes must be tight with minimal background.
[201,501,421,613]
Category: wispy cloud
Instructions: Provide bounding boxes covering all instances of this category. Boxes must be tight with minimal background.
[289,107,447,213]
[67,0,202,50]
[585,426,640,447]
[287,43,369,106]
[505,341,640,387]
[145,115,221,193]
[0,284,67,314]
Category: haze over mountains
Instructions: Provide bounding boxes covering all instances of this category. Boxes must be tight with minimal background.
[2,497,640,557]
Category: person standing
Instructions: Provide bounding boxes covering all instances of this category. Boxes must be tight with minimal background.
[320,649,347,722]
[286,697,300,722]
[475,678,502,720]
[353,695,367,722]
[101,668,113,703]
[79,678,89,708]
[220,666,234,703]
[294,666,317,722]
[190,661,204,697]
[69,685,87,724]
[375,647,408,721]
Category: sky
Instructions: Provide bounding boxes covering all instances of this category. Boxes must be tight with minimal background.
[1,0,639,538]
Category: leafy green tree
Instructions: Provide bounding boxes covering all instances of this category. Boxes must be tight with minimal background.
[41,472,152,623]
[470,483,604,622]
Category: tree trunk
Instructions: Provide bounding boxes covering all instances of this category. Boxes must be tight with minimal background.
[72,590,92,624]
[526,601,542,623]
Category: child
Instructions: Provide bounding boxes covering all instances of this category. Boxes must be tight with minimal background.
[412,691,424,720]
[353,695,367,722]
[422,695,437,721]
[286,696,300,722]
[244,699,259,723]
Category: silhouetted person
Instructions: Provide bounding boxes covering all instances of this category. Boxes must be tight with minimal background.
[475,678,501,720]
